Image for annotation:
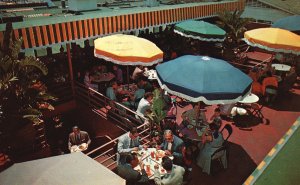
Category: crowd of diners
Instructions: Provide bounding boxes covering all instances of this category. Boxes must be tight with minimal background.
[115,106,227,185]
[249,60,297,104]
[36,24,300,185]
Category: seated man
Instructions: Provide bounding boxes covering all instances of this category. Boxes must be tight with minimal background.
[181,103,207,127]
[68,126,91,152]
[117,127,145,165]
[159,130,184,165]
[136,92,153,118]
[117,153,150,185]
[154,156,185,185]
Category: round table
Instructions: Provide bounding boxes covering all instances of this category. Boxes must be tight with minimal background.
[179,124,208,141]
[134,148,172,179]
[271,64,291,72]
[238,93,259,104]
[92,72,115,83]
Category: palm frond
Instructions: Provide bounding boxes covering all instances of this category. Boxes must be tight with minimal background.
[20,56,48,75]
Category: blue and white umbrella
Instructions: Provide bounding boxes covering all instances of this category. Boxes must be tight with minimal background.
[156,55,252,104]
[272,15,300,33]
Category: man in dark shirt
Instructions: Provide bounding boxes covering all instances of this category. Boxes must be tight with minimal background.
[117,153,150,185]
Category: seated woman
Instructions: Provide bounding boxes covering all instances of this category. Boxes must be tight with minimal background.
[196,122,226,175]
[84,71,98,91]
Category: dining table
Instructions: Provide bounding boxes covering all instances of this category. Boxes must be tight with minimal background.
[134,148,173,179]
[238,93,259,104]
[92,72,115,83]
[179,120,208,142]
[271,64,291,72]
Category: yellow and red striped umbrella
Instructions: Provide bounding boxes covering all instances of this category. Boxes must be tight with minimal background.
[94,34,163,66]
[244,28,300,55]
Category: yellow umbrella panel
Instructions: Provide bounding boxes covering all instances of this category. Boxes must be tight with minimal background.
[94,34,163,66]
[244,28,300,55]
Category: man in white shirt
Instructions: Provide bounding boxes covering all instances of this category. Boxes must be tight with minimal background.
[136,92,153,117]
[154,156,185,185]
[132,66,144,81]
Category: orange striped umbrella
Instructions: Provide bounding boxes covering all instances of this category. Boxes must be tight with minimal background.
[244,28,300,55]
[94,34,163,66]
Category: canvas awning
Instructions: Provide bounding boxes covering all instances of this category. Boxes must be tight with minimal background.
[0,152,125,185]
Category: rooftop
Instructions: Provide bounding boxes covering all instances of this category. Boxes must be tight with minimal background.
[258,0,300,15]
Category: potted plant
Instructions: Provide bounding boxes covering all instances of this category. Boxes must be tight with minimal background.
[0,23,56,162]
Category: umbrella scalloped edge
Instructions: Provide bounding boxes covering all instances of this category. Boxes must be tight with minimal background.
[94,53,163,66]
[243,38,300,55]
[174,29,225,42]
[156,76,251,105]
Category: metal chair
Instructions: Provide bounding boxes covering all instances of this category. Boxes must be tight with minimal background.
[220,124,233,143]
[250,103,264,121]
[210,145,228,175]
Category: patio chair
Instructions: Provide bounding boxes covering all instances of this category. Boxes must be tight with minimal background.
[220,124,233,144]
[210,146,228,175]
[249,103,264,121]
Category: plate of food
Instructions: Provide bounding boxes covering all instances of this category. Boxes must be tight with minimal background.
[156,150,165,158]
[79,143,87,151]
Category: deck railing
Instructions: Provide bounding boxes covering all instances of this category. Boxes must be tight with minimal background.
[73,81,151,168]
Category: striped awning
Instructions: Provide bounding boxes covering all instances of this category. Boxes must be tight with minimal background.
[0,1,245,52]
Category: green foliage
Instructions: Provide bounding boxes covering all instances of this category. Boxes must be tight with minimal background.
[146,89,167,128]
[217,9,253,47]
[0,23,54,131]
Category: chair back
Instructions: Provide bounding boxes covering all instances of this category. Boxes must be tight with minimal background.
[220,124,233,142]
[251,103,262,111]
[211,146,226,160]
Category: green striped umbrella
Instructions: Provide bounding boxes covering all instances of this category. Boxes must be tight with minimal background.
[174,20,226,42]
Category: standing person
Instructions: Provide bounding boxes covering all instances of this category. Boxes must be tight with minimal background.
[153,156,185,185]
[68,126,91,152]
[117,127,146,164]
[159,130,184,165]
[132,66,144,81]
[117,153,150,185]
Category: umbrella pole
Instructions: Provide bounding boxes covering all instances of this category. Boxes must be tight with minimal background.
[127,66,130,86]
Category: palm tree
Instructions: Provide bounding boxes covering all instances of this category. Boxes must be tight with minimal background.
[217,9,253,48]
[0,23,55,159]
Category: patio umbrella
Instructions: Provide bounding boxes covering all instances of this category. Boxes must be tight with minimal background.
[0,152,125,185]
[244,28,300,55]
[272,15,300,33]
[174,20,226,42]
[94,34,163,66]
[155,55,252,105]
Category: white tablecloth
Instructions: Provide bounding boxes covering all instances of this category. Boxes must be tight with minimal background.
[239,93,259,104]
[272,64,291,72]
